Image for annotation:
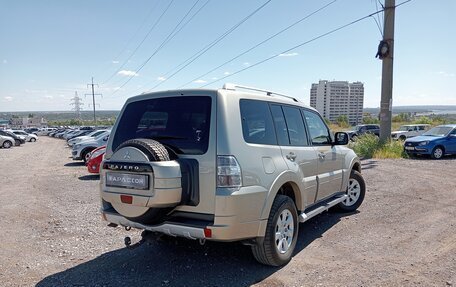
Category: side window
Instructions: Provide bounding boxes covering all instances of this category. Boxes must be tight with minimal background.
[240,99,277,145]
[282,106,309,146]
[302,110,331,145]
[450,129,456,135]
[270,105,290,146]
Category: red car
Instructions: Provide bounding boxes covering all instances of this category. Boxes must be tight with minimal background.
[86,145,106,174]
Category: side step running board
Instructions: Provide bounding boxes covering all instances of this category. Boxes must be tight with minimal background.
[299,194,348,223]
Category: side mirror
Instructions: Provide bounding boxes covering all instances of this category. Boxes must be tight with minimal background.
[334,132,349,145]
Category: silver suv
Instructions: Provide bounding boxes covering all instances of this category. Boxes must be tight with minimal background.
[100,84,365,266]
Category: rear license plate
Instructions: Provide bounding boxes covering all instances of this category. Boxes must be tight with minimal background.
[106,172,149,190]
[405,146,415,151]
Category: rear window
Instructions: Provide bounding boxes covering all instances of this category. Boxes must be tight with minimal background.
[112,96,211,155]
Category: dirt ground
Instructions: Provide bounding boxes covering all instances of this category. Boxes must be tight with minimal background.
[0,136,455,287]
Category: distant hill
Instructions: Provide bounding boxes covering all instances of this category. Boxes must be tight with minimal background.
[364,105,456,115]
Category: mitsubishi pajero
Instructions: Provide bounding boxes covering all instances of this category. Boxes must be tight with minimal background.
[100,84,365,266]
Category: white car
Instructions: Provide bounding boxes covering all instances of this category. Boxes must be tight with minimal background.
[391,124,430,140]
[67,129,109,146]
[10,130,38,142]
[0,134,15,148]
[72,132,110,162]
[36,127,57,136]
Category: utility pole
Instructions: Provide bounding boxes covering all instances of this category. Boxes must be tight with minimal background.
[378,0,395,142]
[85,77,102,125]
[70,91,83,120]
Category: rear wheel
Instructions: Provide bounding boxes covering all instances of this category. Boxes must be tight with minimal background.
[30,138,36,142]
[251,195,298,266]
[337,170,365,212]
[399,135,406,141]
[431,146,444,159]
[2,140,12,148]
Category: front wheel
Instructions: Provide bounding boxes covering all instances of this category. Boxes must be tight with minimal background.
[30,138,36,142]
[338,171,365,212]
[251,195,298,266]
[82,148,94,163]
[431,146,444,159]
[2,140,13,148]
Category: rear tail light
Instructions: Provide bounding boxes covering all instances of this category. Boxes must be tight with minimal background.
[217,155,242,188]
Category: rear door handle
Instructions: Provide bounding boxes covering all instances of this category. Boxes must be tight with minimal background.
[286,152,297,161]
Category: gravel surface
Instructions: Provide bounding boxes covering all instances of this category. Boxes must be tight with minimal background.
[0,136,455,287]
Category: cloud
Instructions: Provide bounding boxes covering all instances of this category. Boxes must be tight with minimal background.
[242,62,250,67]
[44,95,53,99]
[25,89,48,94]
[438,71,455,77]
[112,60,120,64]
[118,70,139,77]
[193,79,207,84]
[278,52,299,57]
[211,77,218,80]
[2,59,7,64]
[4,96,13,101]
[223,71,231,76]
[157,76,166,81]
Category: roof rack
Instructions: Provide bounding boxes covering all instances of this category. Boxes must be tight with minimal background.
[222,83,298,102]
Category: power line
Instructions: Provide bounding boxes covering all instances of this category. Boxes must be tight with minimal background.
[144,0,273,92]
[371,0,383,36]
[110,0,206,95]
[96,0,161,80]
[102,0,175,85]
[177,0,338,89]
[200,0,413,88]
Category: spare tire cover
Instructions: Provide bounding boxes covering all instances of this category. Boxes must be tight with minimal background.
[110,138,174,224]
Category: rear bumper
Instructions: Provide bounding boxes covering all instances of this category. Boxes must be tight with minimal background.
[102,210,266,242]
[101,186,268,242]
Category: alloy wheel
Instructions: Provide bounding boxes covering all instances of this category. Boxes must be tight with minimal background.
[343,178,361,207]
[275,209,294,254]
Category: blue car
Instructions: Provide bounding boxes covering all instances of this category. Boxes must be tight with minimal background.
[404,124,456,159]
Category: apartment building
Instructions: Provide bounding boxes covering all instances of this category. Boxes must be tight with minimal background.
[310,80,364,125]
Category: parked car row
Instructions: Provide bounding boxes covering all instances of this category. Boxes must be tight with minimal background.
[0,129,38,149]
[44,127,109,174]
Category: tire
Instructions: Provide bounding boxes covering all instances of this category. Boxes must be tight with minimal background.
[337,170,366,212]
[115,138,170,162]
[431,146,444,159]
[2,140,12,149]
[81,148,95,164]
[30,138,36,142]
[351,134,358,141]
[251,195,298,266]
[114,138,171,224]
[399,135,406,141]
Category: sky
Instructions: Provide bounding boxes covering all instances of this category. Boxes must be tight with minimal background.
[1,0,455,112]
